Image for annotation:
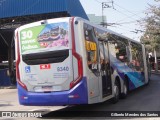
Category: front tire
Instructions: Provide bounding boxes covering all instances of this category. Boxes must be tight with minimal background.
[146,74,151,85]
[120,80,128,99]
[111,80,120,104]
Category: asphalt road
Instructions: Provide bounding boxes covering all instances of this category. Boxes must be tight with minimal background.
[43,74,160,118]
[0,74,160,119]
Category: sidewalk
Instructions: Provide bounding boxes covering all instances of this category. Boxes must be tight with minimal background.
[151,70,160,75]
[0,85,16,89]
[0,88,65,113]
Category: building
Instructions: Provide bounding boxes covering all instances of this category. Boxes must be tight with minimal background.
[87,14,106,26]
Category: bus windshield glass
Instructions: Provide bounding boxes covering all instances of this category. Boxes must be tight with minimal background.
[19,22,69,54]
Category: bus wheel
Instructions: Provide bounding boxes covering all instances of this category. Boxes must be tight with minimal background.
[120,80,128,99]
[111,80,120,104]
[146,75,151,85]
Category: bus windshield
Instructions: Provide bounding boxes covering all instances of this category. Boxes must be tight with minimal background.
[19,22,69,54]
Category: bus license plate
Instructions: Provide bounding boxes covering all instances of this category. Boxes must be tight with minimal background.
[42,86,53,92]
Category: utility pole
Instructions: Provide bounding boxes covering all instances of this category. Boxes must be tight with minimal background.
[101,1,114,27]
[102,2,108,27]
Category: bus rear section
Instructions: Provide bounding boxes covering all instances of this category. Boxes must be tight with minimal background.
[15,17,88,106]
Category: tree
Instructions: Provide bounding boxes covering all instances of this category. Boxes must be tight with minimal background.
[141,0,160,72]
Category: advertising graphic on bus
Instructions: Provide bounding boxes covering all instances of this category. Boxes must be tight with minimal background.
[15,17,150,106]
[20,22,69,53]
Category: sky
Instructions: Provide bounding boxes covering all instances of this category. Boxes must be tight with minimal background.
[79,0,158,41]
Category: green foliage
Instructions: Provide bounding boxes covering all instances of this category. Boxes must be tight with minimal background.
[141,1,160,52]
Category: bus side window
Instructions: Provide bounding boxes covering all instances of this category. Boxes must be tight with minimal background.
[87,49,97,70]
[130,42,144,72]
[84,23,99,76]
[115,41,128,62]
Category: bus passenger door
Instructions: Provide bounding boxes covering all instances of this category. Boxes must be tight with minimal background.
[99,41,112,98]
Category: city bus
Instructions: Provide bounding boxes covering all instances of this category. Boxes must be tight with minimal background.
[15,17,150,106]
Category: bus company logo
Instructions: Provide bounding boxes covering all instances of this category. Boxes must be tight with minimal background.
[25,66,31,73]
[40,64,51,69]
[2,112,11,118]
[1,112,42,118]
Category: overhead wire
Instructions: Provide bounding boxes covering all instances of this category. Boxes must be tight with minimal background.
[113,8,139,21]
[117,20,138,25]
[92,0,144,38]
[112,2,146,26]
[109,2,145,34]
[94,0,101,3]
[108,24,135,32]
[114,3,144,19]
[115,12,144,23]
[93,0,143,25]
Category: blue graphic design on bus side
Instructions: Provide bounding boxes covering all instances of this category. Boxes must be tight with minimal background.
[110,60,145,90]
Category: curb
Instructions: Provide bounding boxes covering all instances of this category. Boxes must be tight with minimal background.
[151,72,160,75]
[0,86,17,89]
